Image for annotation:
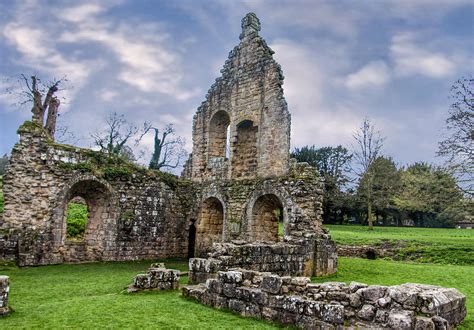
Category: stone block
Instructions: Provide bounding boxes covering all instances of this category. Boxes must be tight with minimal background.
[260,274,282,294]
[388,309,414,329]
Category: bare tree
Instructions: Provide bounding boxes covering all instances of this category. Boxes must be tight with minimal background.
[352,118,385,230]
[91,112,151,161]
[20,74,65,139]
[148,124,187,170]
[437,77,474,196]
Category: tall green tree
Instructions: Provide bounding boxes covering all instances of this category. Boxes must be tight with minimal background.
[437,77,473,196]
[394,163,464,227]
[356,156,401,225]
[352,118,385,230]
[292,145,352,223]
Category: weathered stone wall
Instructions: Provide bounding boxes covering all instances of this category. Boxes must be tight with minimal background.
[183,269,467,329]
[190,13,290,182]
[189,233,337,283]
[0,123,196,266]
[0,276,9,316]
[0,13,337,278]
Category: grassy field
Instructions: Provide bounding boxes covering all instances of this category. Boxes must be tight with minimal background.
[325,224,474,265]
[1,257,472,329]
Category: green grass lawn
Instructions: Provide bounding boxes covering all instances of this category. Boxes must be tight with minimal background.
[1,257,472,328]
[325,224,474,265]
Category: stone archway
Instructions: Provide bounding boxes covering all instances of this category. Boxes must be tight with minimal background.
[249,194,285,242]
[231,119,258,178]
[55,176,117,262]
[208,110,231,159]
[195,197,225,257]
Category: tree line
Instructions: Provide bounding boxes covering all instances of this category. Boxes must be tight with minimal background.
[291,77,473,228]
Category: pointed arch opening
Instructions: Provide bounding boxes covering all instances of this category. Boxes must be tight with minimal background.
[195,197,224,256]
[208,111,231,160]
[60,179,115,261]
[250,194,284,242]
[232,119,258,178]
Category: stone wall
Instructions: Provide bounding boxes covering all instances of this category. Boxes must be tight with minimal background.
[0,13,337,278]
[183,269,467,329]
[190,13,290,182]
[0,122,197,266]
[189,232,337,283]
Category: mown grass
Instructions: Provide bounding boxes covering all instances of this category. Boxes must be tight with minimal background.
[325,224,474,265]
[313,257,474,329]
[1,257,472,328]
[0,260,282,329]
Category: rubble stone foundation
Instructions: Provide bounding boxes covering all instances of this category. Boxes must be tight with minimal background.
[183,269,467,329]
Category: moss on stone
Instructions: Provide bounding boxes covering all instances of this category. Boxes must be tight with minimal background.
[120,210,135,222]
[17,120,45,134]
[59,162,94,173]
[102,167,132,181]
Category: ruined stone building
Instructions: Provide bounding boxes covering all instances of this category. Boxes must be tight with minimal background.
[0,13,336,277]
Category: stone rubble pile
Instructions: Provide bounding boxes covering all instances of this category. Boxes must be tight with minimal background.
[182,269,466,329]
[128,264,180,293]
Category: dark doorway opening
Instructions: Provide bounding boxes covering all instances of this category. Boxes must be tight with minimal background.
[188,219,196,258]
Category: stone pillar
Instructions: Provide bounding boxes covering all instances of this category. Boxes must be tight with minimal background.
[0,275,10,316]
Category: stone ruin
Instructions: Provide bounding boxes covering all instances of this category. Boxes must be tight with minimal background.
[183,269,466,329]
[0,12,336,278]
[0,12,467,329]
[128,263,180,293]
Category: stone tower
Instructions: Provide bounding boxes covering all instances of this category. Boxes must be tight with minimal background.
[190,13,291,182]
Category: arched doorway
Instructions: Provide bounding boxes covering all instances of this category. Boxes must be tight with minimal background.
[188,219,197,258]
[65,196,89,241]
[60,179,115,261]
[250,194,284,242]
[232,119,258,178]
[195,197,224,256]
[208,110,231,159]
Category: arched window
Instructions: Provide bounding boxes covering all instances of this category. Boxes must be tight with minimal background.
[208,111,230,159]
[62,179,112,247]
[232,119,258,178]
[195,197,224,256]
[250,194,284,242]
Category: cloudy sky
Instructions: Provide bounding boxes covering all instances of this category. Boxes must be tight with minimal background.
[0,0,472,171]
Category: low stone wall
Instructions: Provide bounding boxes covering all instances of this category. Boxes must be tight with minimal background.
[189,236,337,284]
[182,269,466,329]
[128,264,180,293]
[0,276,10,316]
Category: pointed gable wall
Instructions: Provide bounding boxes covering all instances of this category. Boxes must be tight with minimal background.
[191,13,291,182]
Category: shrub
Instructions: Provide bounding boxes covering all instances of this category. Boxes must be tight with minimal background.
[66,202,88,239]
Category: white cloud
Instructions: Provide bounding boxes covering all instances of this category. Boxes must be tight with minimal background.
[345,61,390,90]
[60,3,105,23]
[57,5,199,100]
[390,33,456,78]
[271,39,360,148]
